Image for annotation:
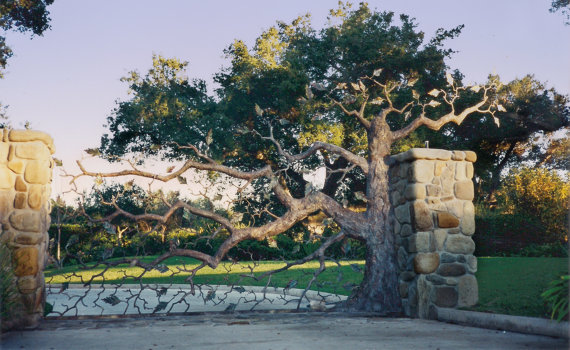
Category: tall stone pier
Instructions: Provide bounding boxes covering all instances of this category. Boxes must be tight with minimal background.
[389,148,478,319]
[0,129,55,329]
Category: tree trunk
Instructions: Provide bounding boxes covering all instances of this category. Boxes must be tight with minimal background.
[344,117,401,315]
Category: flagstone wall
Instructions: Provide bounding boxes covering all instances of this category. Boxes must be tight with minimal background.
[0,129,54,329]
[389,148,478,319]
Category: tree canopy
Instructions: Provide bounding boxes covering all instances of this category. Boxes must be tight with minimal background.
[81,3,568,314]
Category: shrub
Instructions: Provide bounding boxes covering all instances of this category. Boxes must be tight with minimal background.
[541,275,569,322]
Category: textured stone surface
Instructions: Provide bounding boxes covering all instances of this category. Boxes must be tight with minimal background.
[455,181,474,200]
[446,235,475,254]
[7,160,25,174]
[15,176,27,191]
[437,263,466,277]
[404,183,426,200]
[0,165,13,189]
[15,232,43,245]
[10,211,41,232]
[17,276,38,294]
[0,142,8,161]
[16,142,50,160]
[461,201,476,235]
[437,212,460,228]
[24,160,51,184]
[458,275,478,307]
[395,203,411,224]
[435,286,458,307]
[434,229,447,251]
[28,185,43,210]
[464,151,477,162]
[426,184,441,197]
[466,162,474,179]
[414,252,440,274]
[9,130,55,153]
[13,247,39,276]
[400,224,413,237]
[466,255,477,273]
[409,160,434,183]
[391,148,452,163]
[412,200,433,231]
[417,275,432,319]
[452,151,466,161]
[14,192,27,209]
[0,191,14,221]
[415,231,434,252]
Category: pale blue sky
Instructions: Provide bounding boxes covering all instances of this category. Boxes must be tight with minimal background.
[0,0,568,172]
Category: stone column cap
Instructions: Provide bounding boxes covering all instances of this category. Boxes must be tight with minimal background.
[390,148,476,163]
[4,129,56,154]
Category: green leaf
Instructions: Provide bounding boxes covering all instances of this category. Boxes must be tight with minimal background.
[102,295,121,306]
[177,175,187,184]
[84,148,101,156]
[373,68,383,77]
[154,301,169,312]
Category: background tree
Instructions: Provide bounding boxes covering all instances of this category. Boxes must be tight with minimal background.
[72,3,512,314]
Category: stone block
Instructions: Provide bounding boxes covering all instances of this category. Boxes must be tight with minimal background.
[0,142,8,162]
[0,229,15,244]
[434,229,447,251]
[400,224,413,237]
[24,160,51,185]
[464,151,477,162]
[391,191,404,206]
[0,165,14,189]
[455,180,474,200]
[440,252,457,263]
[444,200,464,218]
[397,246,408,270]
[404,183,426,200]
[445,235,475,254]
[28,185,43,210]
[434,286,458,308]
[14,192,27,209]
[437,212,459,228]
[400,271,416,282]
[17,276,38,294]
[16,142,50,160]
[399,282,409,298]
[425,184,441,197]
[395,203,411,224]
[426,274,446,285]
[466,162,474,179]
[409,160,434,183]
[417,275,432,318]
[8,160,25,174]
[437,263,466,277]
[458,275,478,307]
[415,231,434,252]
[9,211,41,232]
[9,130,55,153]
[391,148,452,163]
[455,162,467,181]
[461,201,476,235]
[15,176,27,191]
[466,255,477,273]
[451,151,466,161]
[411,200,433,231]
[13,247,39,276]
[0,191,14,222]
[15,232,43,245]
[414,252,440,274]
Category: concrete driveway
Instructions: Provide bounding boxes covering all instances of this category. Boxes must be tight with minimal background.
[2,312,568,350]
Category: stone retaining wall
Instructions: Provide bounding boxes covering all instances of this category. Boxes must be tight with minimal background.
[0,129,55,329]
[389,148,478,319]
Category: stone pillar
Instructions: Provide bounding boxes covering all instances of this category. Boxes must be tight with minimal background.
[0,129,55,329]
[389,148,478,319]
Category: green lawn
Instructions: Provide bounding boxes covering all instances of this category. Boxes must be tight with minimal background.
[45,256,568,318]
[44,257,365,296]
[472,257,568,318]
